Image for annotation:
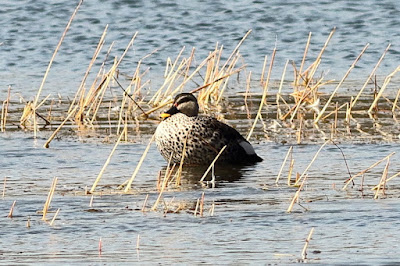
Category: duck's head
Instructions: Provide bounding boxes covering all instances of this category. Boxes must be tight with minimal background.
[161,93,199,119]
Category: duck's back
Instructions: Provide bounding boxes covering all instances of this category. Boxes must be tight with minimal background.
[155,113,262,165]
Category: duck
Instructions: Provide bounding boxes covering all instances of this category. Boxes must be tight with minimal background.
[154,93,263,165]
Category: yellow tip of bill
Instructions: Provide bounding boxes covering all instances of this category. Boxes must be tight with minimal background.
[160,113,171,119]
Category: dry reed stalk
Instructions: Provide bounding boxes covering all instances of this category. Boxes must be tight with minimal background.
[174,127,192,186]
[276,60,290,119]
[199,145,227,182]
[275,146,293,184]
[287,57,334,121]
[124,134,155,192]
[294,140,329,186]
[343,152,395,190]
[141,194,149,212]
[282,76,327,121]
[68,25,108,114]
[43,105,78,148]
[0,101,5,132]
[7,200,16,218]
[78,32,137,125]
[194,198,200,217]
[223,29,252,70]
[260,55,268,84]
[155,157,173,191]
[76,41,114,115]
[164,57,172,77]
[204,44,222,85]
[198,47,239,105]
[301,227,315,260]
[287,159,295,186]
[351,44,391,110]
[116,32,138,66]
[87,72,114,124]
[33,0,83,109]
[193,65,245,97]
[215,71,232,105]
[393,88,400,113]
[209,201,215,216]
[151,164,175,211]
[143,100,174,117]
[287,175,308,213]
[162,59,189,101]
[49,208,60,226]
[374,158,389,199]
[2,177,6,198]
[306,28,336,85]
[47,99,54,127]
[244,71,252,119]
[136,234,140,250]
[247,48,276,141]
[290,28,334,104]
[334,102,339,131]
[149,47,186,105]
[1,86,11,132]
[296,32,312,87]
[199,192,205,217]
[90,126,127,193]
[19,94,51,130]
[368,65,400,113]
[143,61,242,117]
[183,47,196,80]
[160,155,174,191]
[26,217,31,228]
[77,58,117,124]
[42,177,58,221]
[89,194,95,207]
[296,116,303,144]
[372,172,400,190]
[116,65,140,134]
[315,43,369,123]
[195,30,250,104]
[321,102,348,120]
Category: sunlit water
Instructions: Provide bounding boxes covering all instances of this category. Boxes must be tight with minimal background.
[1,0,400,97]
[1,132,400,264]
[2,0,400,264]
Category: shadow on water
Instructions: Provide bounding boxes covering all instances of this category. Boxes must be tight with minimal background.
[158,163,259,186]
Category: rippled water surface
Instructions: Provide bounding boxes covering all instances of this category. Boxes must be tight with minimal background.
[2,133,400,264]
[1,0,400,97]
[2,0,400,264]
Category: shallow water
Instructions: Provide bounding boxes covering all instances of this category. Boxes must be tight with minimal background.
[2,132,400,264]
[2,0,400,264]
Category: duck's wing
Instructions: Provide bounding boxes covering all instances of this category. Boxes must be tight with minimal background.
[192,116,262,163]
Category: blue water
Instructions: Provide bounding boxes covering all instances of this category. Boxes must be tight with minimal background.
[2,1,400,264]
[1,0,400,98]
[1,133,400,264]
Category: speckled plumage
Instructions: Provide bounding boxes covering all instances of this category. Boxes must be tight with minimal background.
[155,93,263,165]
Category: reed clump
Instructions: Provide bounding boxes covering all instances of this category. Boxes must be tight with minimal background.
[4,17,400,223]
[2,26,397,147]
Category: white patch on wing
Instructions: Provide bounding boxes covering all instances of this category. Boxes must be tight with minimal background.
[238,140,256,155]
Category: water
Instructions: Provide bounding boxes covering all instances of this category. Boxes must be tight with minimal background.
[1,132,400,264]
[2,0,400,264]
[1,0,400,98]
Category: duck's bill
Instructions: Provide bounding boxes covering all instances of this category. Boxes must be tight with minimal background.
[160,112,171,119]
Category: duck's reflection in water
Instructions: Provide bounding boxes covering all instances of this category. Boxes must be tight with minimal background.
[157,163,254,188]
